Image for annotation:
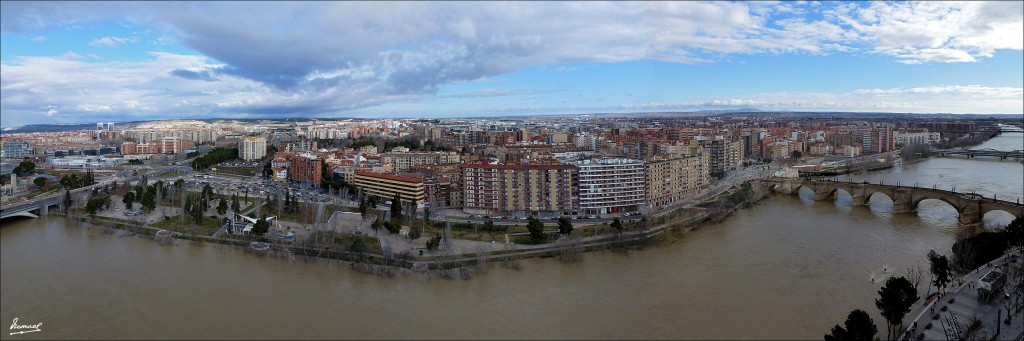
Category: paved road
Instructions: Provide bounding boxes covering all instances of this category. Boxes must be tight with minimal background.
[902,250,1023,341]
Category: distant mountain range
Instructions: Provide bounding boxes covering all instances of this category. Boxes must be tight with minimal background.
[3,111,1020,134]
[2,122,108,134]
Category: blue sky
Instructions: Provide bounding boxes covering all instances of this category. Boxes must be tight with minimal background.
[1,1,1022,127]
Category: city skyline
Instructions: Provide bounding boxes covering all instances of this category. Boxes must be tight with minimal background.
[2,1,1023,128]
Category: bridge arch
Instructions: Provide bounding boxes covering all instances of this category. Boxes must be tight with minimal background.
[912,196,961,213]
[864,191,894,204]
[827,188,853,199]
[794,185,816,200]
[981,209,1018,228]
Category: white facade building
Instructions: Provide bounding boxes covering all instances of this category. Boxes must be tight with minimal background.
[894,131,941,147]
[574,158,646,215]
[239,136,267,161]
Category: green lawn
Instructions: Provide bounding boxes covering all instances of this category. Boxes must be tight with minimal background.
[25,184,61,199]
[38,169,88,178]
[151,215,224,236]
[213,167,258,177]
[308,231,383,254]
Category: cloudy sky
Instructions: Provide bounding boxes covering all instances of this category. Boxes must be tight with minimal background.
[1,1,1022,127]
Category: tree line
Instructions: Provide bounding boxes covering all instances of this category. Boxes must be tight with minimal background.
[191,147,238,170]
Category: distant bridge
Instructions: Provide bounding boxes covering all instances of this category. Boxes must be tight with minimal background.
[763,178,1024,225]
[934,148,1024,160]
[0,196,60,220]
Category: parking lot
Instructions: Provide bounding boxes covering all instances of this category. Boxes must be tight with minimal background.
[180,175,336,205]
[215,161,262,167]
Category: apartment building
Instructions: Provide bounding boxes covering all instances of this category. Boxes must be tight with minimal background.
[700,138,744,177]
[287,153,322,187]
[239,136,267,161]
[158,137,195,155]
[1,141,32,159]
[120,138,194,155]
[286,140,317,152]
[123,128,218,144]
[461,163,577,217]
[380,151,461,173]
[575,158,645,215]
[407,164,462,208]
[353,171,425,203]
[861,125,895,155]
[644,153,710,209]
[809,142,834,156]
[894,130,941,147]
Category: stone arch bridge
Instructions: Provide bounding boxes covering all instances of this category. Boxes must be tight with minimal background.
[763,178,1023,225]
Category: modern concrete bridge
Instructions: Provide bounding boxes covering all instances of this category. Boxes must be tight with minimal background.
[0,166,182,221]
[764,178,1024,225]
[935,148,1024,160]
[0,196,60,219]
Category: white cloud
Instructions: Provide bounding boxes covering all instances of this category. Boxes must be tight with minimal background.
[60,51,83,60]
[31,35,46,42]
[383,84,1023,118]
[829,1,1023,64]
[451,88,546,98]
[0,1,1021,126]
[854,85,1023,96]
[88,35,138,48]
[730,85,1023,113]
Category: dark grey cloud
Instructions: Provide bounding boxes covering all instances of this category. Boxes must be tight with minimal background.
[170,68,218,82]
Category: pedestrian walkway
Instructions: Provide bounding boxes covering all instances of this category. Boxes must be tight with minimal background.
[902,250,1023,341]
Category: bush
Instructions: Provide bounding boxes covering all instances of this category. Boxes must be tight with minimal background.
[385,221,401,234]
[951,231,1009,272]
[426,235,442,251]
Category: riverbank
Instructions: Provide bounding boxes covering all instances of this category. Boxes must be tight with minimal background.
[53,179,778,278]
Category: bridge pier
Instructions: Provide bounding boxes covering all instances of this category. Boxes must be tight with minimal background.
[850,195,868,206]
[959,202,982,225]
[849,184,868,206]
[891,188,915,214]
[770,182,795,195]
[813,189,832,201]
[40,204,48,216]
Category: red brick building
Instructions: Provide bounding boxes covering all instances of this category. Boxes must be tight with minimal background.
[288,153,322,187]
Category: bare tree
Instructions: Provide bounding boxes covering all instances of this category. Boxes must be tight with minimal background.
[500,242,522,271]
[1003,261,1024,318]
[558,235,583,263]
[905,265,924,292]
[474,245,489,273]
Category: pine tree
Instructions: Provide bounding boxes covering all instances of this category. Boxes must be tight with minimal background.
[390,193,402,224]
[63,189,72,211]
[284,192,292,213]
[184,194,193,215]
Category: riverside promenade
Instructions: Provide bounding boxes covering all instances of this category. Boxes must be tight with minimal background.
[901,250,1023,341]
